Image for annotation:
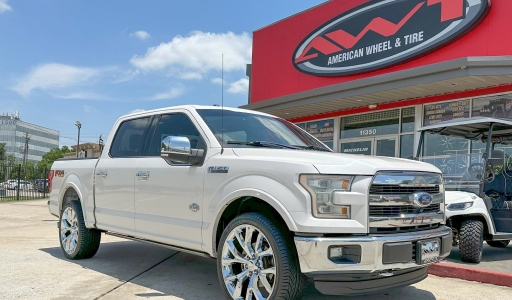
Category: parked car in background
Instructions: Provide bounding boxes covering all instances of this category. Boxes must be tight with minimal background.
[36,179,49,193]
[5,180,34,190]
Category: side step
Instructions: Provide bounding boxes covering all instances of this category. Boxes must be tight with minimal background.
[105,232,212,258]
[487,233,512,241]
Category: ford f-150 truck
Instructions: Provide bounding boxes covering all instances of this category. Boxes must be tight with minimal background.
[48,106,452,299]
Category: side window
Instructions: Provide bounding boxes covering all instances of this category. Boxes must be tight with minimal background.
[110,117,150,157]
[148,113,204,157]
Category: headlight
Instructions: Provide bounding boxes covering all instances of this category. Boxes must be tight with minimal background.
[299,175,353,219]
[446,201,474,211]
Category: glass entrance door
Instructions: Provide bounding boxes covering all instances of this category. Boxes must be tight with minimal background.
[340,137,397,157]
[375,137,397,157]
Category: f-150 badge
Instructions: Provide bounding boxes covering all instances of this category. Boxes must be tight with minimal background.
[208,166,229,173]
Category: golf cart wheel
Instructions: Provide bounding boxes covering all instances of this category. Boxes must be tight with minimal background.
[459,219,484,263]
[59,200,101,259]
[486,240,510,248]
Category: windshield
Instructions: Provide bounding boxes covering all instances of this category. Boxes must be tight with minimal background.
[196,109,332,151]
[420,133,512,194]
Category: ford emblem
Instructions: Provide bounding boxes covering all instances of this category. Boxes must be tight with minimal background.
[413,192,433,207]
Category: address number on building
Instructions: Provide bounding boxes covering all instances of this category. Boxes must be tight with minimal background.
[360,129,377,136]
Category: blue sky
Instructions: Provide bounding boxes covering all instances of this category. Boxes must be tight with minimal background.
[0,0,325,147]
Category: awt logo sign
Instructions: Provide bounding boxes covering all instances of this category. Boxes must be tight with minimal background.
[293,0,491,76]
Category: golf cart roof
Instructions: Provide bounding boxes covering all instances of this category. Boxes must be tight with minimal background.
[418,117,512,144]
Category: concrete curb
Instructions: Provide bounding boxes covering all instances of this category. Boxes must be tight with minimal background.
[428,262,512,288]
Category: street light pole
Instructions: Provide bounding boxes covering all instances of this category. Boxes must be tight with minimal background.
[75,121,81,158]
[98,135,104,153]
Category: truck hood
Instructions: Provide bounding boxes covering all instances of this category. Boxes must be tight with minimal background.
[231,148,441,175]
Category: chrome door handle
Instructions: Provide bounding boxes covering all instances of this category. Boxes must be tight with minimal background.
[136,171,150,180]
[96,170,107,178]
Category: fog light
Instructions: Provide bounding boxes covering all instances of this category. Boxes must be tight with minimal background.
[329,246,345,260]
[328,245,362,264]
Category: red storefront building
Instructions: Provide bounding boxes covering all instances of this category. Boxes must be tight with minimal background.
[243,0,512,175]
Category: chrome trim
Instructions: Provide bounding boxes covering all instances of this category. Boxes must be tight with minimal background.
[369,211,444,228]
[368,172,445,229]
[294,226,452,274]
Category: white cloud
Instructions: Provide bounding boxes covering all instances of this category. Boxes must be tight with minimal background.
[130,31,252,75]
[149,87,185,100]
[83,105,97,113]
[211,78,224,85]
[12,63,101,97]
[0,0,12,13]
[227,78,249,94]
[129,109,146,114]
[52,91,109,101]
[179,72,203,80]
[131,30,150,41]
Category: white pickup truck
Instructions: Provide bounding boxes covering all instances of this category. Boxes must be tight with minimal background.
[48,106,452,299]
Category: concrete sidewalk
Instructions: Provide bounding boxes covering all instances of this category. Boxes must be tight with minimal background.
[429,244,512,288]
[1,199,512,299]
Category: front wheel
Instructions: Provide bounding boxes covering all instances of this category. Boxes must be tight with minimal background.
[59,200,101,259]
[217,213,306,300]
[459,219,484,263]
[486,240,510,248]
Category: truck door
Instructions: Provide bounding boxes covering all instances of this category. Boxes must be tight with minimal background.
[134,112,206,251]
[94,116,152,235]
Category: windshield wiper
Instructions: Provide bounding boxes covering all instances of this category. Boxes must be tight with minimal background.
[227,141,301,150]
[291,145,332,152]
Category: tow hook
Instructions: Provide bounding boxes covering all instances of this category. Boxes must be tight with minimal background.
[379,271,394,277]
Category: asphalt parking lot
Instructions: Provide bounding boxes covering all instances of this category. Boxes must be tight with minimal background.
[1,200,512,300]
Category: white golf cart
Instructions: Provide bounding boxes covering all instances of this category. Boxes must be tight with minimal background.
[416,117,512,263]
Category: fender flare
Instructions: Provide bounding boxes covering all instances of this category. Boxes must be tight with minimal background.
[58,174,90,226]
[210,188,299,254]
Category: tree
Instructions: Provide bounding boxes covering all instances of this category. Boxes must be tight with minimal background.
[0,143,6,162]
[37,147,73,170]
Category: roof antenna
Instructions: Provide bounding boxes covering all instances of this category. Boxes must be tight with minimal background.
[221,53,225,154]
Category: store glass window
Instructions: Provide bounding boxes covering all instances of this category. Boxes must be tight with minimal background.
[400,134,415,158]
[340,110,399,139]
[401,107,415,133]
[472,94,512,119]
[423,99,470,126]
[295,119,334,150]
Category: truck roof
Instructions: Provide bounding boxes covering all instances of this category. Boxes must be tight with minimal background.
[124,105,275,118]
[418,117,512,143]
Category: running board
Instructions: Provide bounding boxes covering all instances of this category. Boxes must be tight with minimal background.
[487,233,512,241]
[105,232,212,258]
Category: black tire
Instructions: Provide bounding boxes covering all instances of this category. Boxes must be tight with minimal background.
[217,213,307,300]
[486,240,510,248]
[59,200,101,259]
[459,219,484,263]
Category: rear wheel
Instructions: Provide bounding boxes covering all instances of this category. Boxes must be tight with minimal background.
[217,213,306,300]
[59,200,101,259]
[459,219,484,263]
[486,240,510,248]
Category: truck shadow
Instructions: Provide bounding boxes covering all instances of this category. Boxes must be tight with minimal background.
[40,240,436,300]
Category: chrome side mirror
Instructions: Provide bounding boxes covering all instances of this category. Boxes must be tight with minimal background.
[161,136,204,165]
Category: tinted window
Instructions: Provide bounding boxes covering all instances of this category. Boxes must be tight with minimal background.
[197,109,330,151]
[110,117,150,157]
[148,113,204,157]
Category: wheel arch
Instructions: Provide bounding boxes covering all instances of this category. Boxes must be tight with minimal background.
[58,182,91,227]
[447,213,492,236]
[212,191,298,256]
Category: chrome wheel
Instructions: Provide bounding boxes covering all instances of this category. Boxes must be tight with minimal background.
[221,224,276,300]
[60,207,79,254]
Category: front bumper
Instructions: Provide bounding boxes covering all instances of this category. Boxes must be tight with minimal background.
[294,226,452,274]
[294,226,452,295]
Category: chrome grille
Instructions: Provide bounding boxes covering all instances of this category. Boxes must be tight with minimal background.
[369,185,439,195]
[369,172,445,233]
[369,204,441,217]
